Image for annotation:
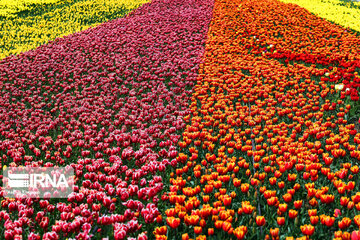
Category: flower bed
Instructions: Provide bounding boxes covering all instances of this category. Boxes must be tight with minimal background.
[0,0,149,60]
[0,0,59,18]
[0,0,214,238]
[155,0,360,239]
[1,0,360,239]
[279,0,360,32]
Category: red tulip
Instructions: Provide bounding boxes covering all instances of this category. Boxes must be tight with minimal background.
[310,216,319,225]
[300,224,315,236]
[278,203,288,212]
[294,200,303,209]
[167,217,180,229]
[289,209,298,219]
[256,216,266,226]
[355,215,360,227]
[277,217,285,226]
[338,217,351,230]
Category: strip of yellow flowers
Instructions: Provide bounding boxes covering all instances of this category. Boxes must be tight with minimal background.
[0,0,59,18]
[0,0,149,60]
[278,0,360,32]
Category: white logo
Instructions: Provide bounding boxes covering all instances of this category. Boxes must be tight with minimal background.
[3,167,74,199]
[8,173,30,188]
[8,173,69,188]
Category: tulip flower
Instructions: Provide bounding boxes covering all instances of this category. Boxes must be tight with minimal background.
[277,217,285,226]
[166,217,181,229]
[334,209,341,218]
[256,216,266,226]
[182,233,189,240]
[194,226,202,235]
[352,231,360,240]
[310,216,319,225]
[300,224,315,236]
[354,215,360,227]
[278,203,288,212]
[338,217,351,230]
[289,210,298,219]
[233,226,247,240]
[294,200,303,209]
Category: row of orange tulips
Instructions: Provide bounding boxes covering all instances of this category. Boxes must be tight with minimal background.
[154,0,360,239]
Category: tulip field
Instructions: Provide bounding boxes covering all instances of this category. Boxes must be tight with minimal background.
[1,0,360,239]
[0,0,149,60]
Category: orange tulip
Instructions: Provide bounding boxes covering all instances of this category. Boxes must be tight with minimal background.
[267,197,278,206]
[214,220,223,229]
[321,215,335,227]
[278,203,288,212]
[270,228,279,238]
[184,215,199,226]
[153,226,167,236]
[340,197,350,207]
[233,178,241,187]
[277,217,285,226]
[300,224,315,236]
[222,221,232,232]
[256,216,266,226]
[182,233,189,240]
[354,215,360,227]
[233,226,247,240]
[288,209,298,219]
[223,196,232,206]
[194,226,202,235]
[240,183,250,193]
[310,216,319,225]
[166,217,180,229]
[308,209,317,217]
[338,217,351,230]
[294,200,302,209]
[283,193,292,203]
[242,203,255,214]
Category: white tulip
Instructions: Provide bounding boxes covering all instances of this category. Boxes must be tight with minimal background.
[334,84,344,90]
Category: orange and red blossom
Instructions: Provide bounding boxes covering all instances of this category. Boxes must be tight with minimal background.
[278,203,288,212]
[256,216,266,226]
[240,183,250,193]
[270,228,279,238]
[154,226,167,236]
[182,233,189,240]
[310,216,319,225]
[338,217,351,230]
[308,209,317,216]
[354,215,360,227]
[289,209,298,219]
[242,202,255,214]
[277,217,285,226]
[294,200,303,209]
[233,226,247,240]
[194,226,202,235]
[320,215,335,227]
[300,224,315,236]
[166,217,181,229]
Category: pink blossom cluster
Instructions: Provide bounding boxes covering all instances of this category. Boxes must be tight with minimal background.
[0,0,214,238]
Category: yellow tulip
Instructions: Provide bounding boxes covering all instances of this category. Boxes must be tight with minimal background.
[0,0,149,59]
[279,0,360,32]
